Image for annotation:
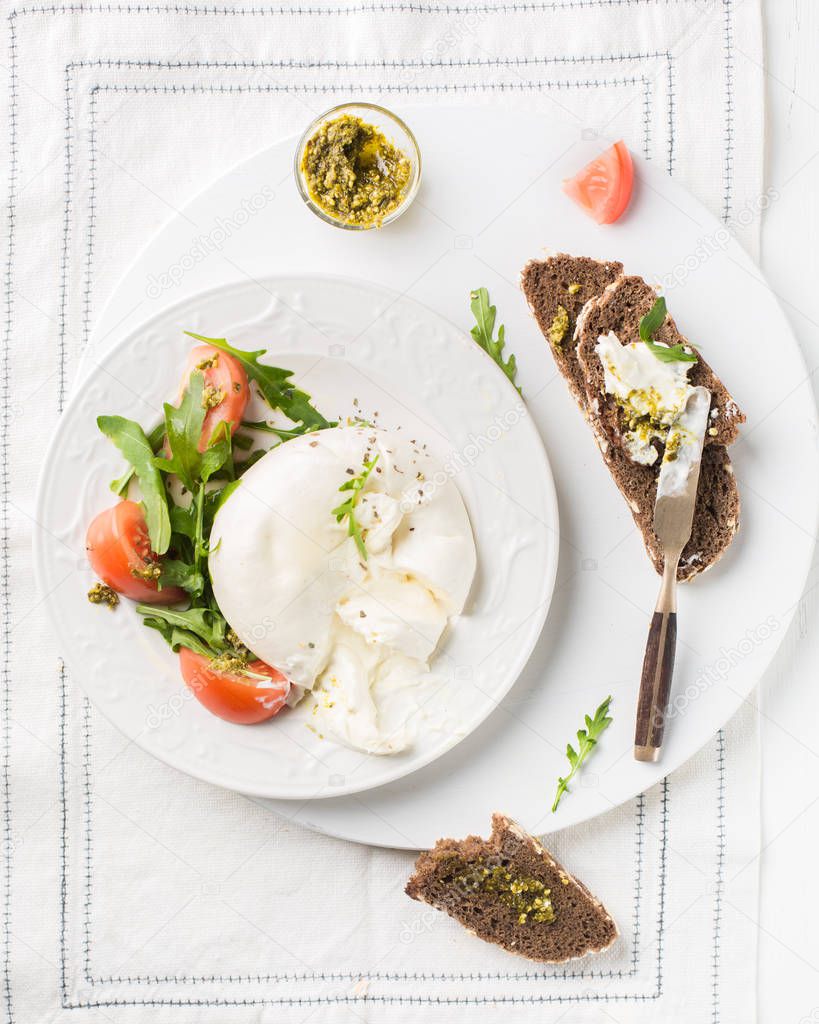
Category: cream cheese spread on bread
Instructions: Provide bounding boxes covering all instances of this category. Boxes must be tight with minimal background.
[656,387,712,499]
[594,331,694,465]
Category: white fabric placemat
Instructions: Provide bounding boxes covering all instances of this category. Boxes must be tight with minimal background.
[2,2,766,1021]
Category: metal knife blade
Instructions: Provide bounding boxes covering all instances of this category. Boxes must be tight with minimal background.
[654,386,712,549]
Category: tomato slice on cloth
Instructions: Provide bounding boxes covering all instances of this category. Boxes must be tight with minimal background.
[86,500,185,604]
[178,647,291,724]
[182,345,249,452]
[562,140,634,225]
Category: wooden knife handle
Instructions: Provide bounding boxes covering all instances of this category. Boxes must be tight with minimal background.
[634,610,677,761]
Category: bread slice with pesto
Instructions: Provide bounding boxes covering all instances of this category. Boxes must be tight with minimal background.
[405,813,617,964]
[520,253,623,409]
[521,254,741,581]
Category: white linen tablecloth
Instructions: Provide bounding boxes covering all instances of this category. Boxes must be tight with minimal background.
[2,2,765,1021]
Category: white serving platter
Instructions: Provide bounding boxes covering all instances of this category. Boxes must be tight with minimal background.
[64,106,818,848]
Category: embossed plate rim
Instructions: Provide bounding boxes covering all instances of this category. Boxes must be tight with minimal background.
[33,272,560,800]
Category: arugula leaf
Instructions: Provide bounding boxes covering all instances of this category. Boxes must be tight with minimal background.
[158,559,205,599]
[155,372,207,491]
[109,421,165,498]
[643,339,698,364]
[231,432,254,451]
[154,373,234,490]
[170,503,197,543]
[200,420,233,484]
[242,420,320,442]
[184,332,333,431]
[551,695,613,812]
[237,449,269,476]
[469,287,520,392]
[639,297,697,364]
[136,603,227,652]
[140,615,217,658]
[638,296,667,342]
[211,479,241,515]
[332,456,379,560]
[109,466,132,499]
[97,415,172,554]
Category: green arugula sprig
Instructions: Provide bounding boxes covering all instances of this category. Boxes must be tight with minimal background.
[184,332,334,433]
[551,695,613,812]
[97,416,172,554]
[136,603,228,657]
[153,372,232,491]
[469,287,520,392]
[639,297,697,364]
[108,421,165,499]
[332,456,379,560]
[242,420,321,443]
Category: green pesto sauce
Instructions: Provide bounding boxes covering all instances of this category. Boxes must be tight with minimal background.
[664,429,682,461]
[130,563,161,582]
[548,305,570,348]
[202,383,225,410]
[87,582,119,609]
[210,630,253,674]
[209,651,249,674]
[300,115,412,227]
[451,859,555,925]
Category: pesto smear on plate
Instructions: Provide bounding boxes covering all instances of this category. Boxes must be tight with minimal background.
[300,114,412,227]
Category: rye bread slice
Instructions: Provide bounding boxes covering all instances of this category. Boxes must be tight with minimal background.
[603,440,740,581]
[520,253,622,408]
[405,813,617,964]
[576,274,745,451]
[521,255,741,581]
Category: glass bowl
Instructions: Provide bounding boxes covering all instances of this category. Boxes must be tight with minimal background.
[294,102,422,231]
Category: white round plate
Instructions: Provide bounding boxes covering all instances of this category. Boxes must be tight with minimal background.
[75,106,818,848]
[34,274,558,800]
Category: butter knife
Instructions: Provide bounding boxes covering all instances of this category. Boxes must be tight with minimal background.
[634,386,712,762]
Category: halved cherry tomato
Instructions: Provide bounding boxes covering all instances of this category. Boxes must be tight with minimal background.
[182,345,249,452]
[86,500,185,604]
[178,647,290,724]
[562,140,634,225]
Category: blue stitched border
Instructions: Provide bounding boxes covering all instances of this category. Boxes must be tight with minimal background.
[65,51,676,169]
[74,68,652,993]
[711,729,727,1023]
[9,1,721,16]
[1,13,19,1024]
[722,0,734,223]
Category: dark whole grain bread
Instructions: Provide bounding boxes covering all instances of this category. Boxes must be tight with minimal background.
[405,813,617,964]
[521,254,742,582]
[520,253,622,407]
[575,274,745,450]
[606,441,740,581]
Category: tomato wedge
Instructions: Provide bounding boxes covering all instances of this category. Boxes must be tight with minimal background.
[183,345,249,452]
[86,500,185,604]
[562,140,634,225]
[178,647,290,724]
